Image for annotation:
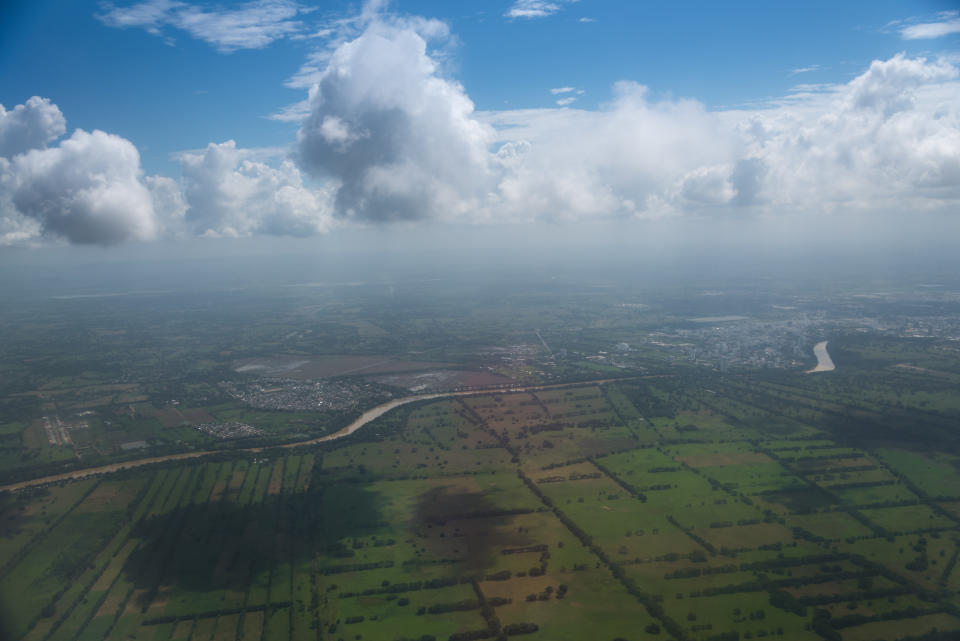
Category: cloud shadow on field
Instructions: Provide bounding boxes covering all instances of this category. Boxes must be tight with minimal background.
[122,473,386,610]
[411,487,536,575]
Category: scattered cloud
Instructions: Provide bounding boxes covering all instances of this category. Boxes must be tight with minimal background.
[901,14,960,40]
[578,17,596,23]
[97,0,311,52]
[0,96,66,158]
[0,100,331,246]
[787,82,834,93]
[268,98,313,122]
[789,64,820,75]
[551,87,583,106]
[505,0,578,20]
[177,140,334,237]
[1,125,159,245]
[886,11,960,40]
[296,16,493,222]
[484,53,960,220]
[7,7,960,246]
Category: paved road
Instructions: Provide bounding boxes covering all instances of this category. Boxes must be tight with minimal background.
[0,376,637,493]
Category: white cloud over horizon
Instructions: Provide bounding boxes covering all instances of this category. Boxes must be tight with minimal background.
[3,7,960,247]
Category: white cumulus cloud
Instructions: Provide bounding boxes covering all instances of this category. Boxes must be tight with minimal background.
[2,129,159,245]
[178,140,334,237]
[0,96,66,158]
[487,54,960,220]
[288,11,960,227]
[7,13,960,247]
[296,19,494,222]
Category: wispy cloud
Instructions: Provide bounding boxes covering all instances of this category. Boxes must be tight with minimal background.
[578,17,596,23]
[168,144,289,162]
[267,98,313,122]
[887,11,960,40]
[505,0,578,20]
[901,14,960,40]
[789,64,820,76]
[550,87,583,105]
[787,82,836,94]
[97,0,311,52]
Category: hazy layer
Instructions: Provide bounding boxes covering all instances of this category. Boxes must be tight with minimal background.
[2,214,960,299]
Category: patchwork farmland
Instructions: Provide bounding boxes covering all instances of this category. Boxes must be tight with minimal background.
[2,378,960,641]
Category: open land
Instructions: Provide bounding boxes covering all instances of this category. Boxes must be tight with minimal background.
[2,271,960,640]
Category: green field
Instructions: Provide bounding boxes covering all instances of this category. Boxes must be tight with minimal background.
[4,368,960,641]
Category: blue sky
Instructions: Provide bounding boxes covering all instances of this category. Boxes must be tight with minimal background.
[0,0,958,246]
[2,0,957,174]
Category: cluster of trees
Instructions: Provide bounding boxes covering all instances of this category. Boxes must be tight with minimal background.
[417,599,481,615]
[828,605,942,630]
[797,586,910,607]
[485,570,512,581]
[589,458,648,502]
[500,544,547,555]
[614,383,676,419]
[739,553,847,573]
[141,601,290,626]
[425,507,535,527]
[321,559,394,575]
[337,575,461,598]
[664,564,737,580]
[524,585,565,602]
[665,515,717,555]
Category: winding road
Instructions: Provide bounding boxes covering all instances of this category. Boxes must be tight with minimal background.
[0,376,637,494]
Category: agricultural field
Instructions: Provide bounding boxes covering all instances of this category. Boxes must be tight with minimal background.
[3,368,960,641]
[4,271,960,640]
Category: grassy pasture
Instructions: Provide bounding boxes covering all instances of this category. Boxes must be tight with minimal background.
[789,511,874,540]
[4,377,960,641]
[878,448,960,498]
[860,504,956,533]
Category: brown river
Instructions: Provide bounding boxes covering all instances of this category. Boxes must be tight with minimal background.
[0,376,638,493]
